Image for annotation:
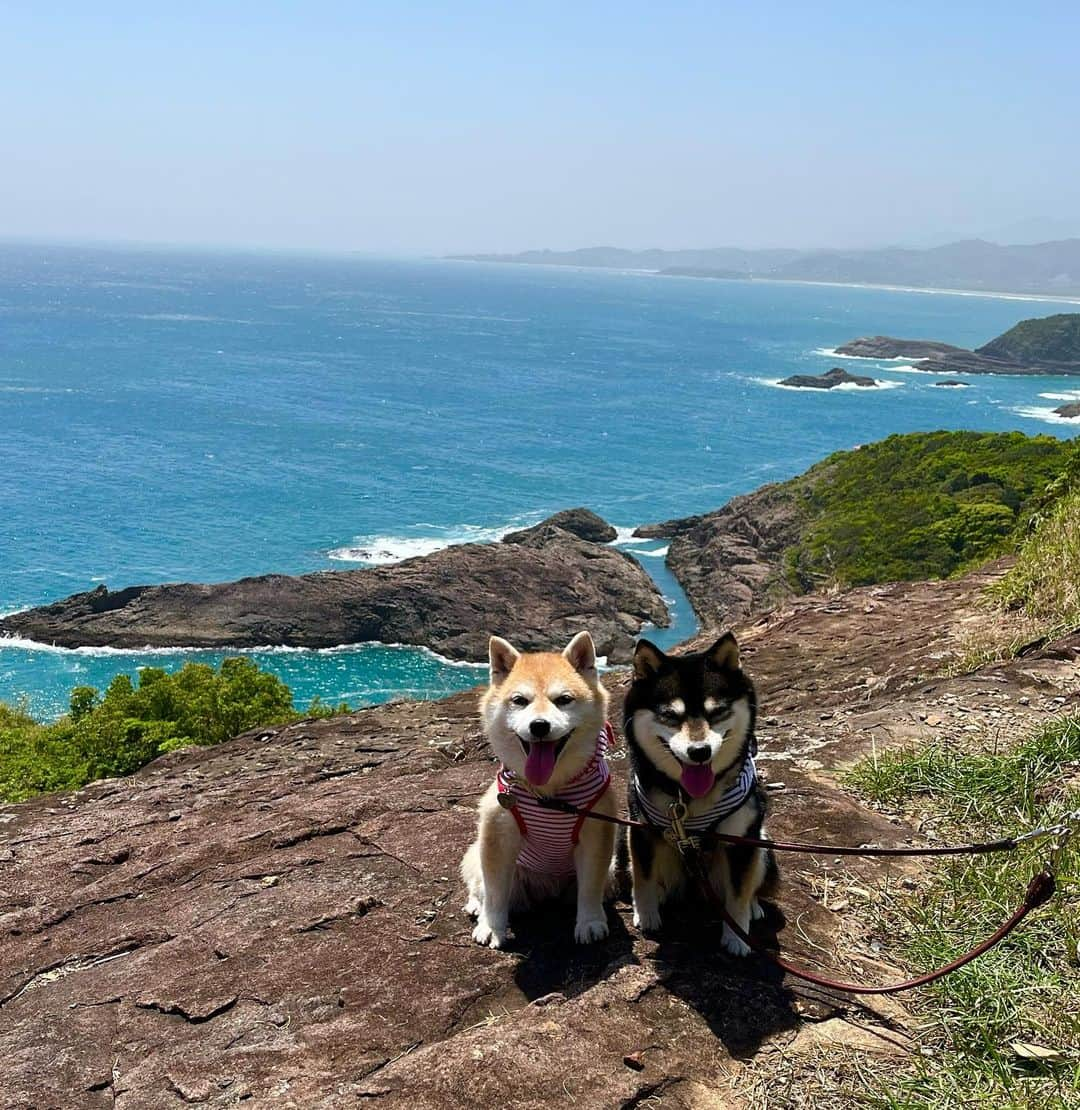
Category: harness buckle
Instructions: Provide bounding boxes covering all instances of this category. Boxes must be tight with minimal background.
[666,800,699,858]
[496,792,518,811]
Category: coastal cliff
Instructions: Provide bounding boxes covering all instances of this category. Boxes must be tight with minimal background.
[0,520,666,664]
[836,313,1080,376]
[637,431,1073,629]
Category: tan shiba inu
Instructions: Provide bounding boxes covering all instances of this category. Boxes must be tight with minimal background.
[461,631,616,948]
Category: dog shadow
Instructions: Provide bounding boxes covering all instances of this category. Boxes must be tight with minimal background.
[642,897,802,1056]
[505,896,804,1058]
[508,902,638,1002]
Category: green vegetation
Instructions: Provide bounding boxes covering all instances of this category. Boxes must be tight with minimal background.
[992,488,1080,635]
[841,716,1080,1108]
[783,431,1071,590]
[0,658,345,803]
[977,313,1080,364]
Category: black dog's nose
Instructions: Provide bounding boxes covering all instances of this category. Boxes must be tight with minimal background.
[687,743,712,763]
[529,718,551,739]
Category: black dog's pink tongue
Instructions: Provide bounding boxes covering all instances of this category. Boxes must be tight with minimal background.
[680,763,715,798]
[525,741,557,785]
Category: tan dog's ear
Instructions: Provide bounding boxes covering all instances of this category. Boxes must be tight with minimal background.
[488,636,519,686]
[706,632,740,671]
[562,630,597,675]
[633,638,666,680]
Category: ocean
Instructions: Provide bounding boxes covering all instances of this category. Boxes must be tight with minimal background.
[2,243,1077,718]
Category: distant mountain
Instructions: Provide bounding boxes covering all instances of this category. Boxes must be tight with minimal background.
[449,239,1080,297]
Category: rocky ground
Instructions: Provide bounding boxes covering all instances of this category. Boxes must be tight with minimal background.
[2,563,1077,1107]
[0,522,666,664]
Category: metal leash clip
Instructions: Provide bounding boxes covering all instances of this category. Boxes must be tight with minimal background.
[665,800,701,856]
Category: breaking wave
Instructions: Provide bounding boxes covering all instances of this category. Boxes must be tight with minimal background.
[328,519,536,564]
[1011,405,1080,426]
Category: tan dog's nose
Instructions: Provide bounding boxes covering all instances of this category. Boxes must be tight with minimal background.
[529,719,551,738]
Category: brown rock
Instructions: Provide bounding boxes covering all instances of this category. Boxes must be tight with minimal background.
[502,508,618,545]
[0,530,666,664]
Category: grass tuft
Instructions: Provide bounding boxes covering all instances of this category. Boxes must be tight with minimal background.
[838,714,1080,1107]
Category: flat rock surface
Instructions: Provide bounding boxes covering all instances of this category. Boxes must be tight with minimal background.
[0,532,666,664]
[3,566,1077,1107]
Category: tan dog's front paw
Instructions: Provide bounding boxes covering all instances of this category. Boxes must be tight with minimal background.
[632,906,662,933]
[574,915,609,944]
[472,919,508,948]
[462,895,482,918]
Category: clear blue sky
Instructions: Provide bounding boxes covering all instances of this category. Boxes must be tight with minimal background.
[3,2,1078,253]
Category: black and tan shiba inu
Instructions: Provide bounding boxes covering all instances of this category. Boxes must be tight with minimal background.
[461,631,617,948]
[624,634,776,954]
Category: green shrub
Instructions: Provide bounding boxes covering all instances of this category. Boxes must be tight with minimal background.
[0,659,345,803]
[784,431,1070,589]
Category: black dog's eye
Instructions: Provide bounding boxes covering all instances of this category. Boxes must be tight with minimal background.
[656,706,682,725]
[707,704,731,721]
[554,694,575,707]
[510,694,530,708]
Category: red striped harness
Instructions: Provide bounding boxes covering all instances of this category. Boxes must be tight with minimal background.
[496,722,614,877]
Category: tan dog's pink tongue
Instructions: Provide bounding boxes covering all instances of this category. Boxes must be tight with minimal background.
[525,742,557,786]
[680,764,715,798]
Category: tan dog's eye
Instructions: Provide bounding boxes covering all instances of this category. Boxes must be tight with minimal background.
[554,694,575,707]
[510,694,530,708]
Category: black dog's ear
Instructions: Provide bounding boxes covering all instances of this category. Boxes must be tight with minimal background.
[633,638,667,680]
[705,632,740,671]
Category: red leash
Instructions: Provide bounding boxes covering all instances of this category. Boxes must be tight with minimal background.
[515,794,1073,995]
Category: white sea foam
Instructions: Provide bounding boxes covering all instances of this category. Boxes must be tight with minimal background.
[754,377,904,392]
[611,526,652,545]
[1011,405,1080,426]
[0,633,487,669]
[812,347,928,364]
[328,520,531,564]
[635,546,670,558]
[1039,391,1080,401]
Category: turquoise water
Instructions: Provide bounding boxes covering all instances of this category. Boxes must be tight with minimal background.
[2,243,1077,717]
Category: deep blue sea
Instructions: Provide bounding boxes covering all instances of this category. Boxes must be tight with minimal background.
[2,243,1078,718]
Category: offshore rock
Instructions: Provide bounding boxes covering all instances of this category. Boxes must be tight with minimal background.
[0,527,666,664]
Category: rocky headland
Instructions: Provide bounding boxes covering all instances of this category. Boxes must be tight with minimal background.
[836,313,1080,376]
[2,561,1077,1106]
[0,517,666,664]
[778,367,878,389]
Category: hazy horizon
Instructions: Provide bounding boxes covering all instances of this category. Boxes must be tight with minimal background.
[4,3,1079,255]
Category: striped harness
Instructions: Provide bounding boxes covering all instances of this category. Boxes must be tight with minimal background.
[496,722,613,877]
[634,752,757,832]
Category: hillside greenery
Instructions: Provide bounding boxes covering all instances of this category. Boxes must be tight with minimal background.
[977,312,1080,363]
[782,431,1073,590]
[0,658,344,803]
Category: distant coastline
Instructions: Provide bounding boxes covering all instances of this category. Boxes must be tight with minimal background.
[448,238,1080,303]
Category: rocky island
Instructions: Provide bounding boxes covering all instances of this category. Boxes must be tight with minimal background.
[836,312,1080,376]
[0,514,666,663]
[778,366,878,389]
[1055,402,1080,419]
